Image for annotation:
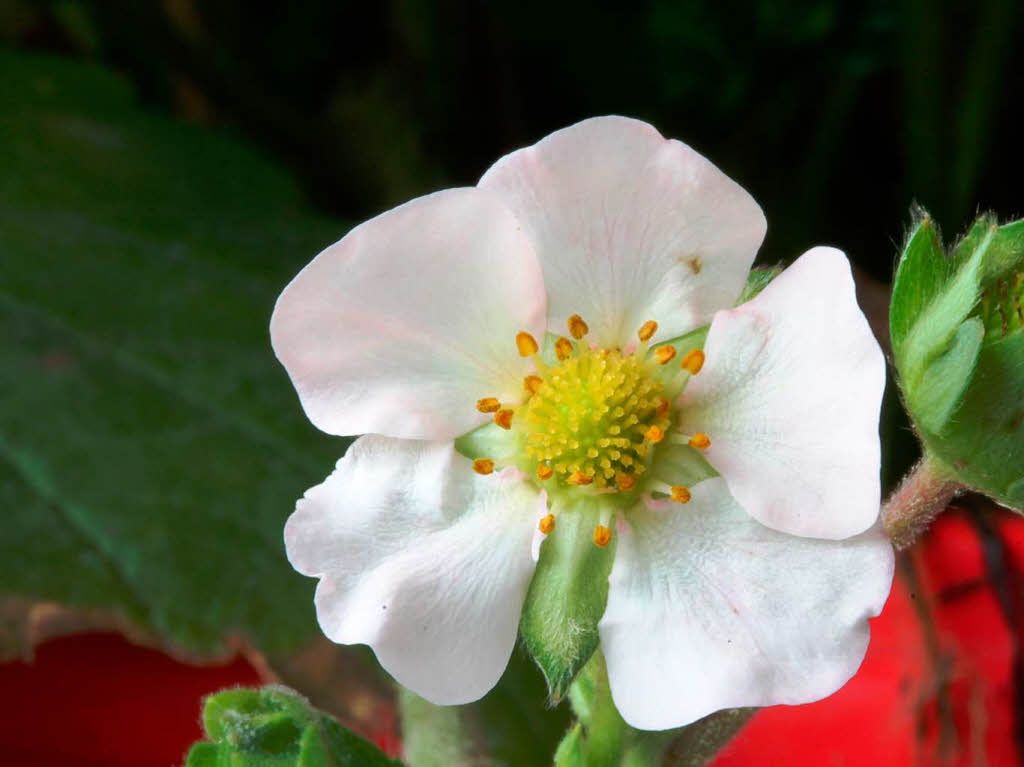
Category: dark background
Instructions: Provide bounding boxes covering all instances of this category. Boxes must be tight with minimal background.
[5,0,1021,281]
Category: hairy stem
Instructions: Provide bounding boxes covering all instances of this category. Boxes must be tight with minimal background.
[882,458,963,550]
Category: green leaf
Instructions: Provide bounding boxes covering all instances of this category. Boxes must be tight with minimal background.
[0,47,347,655]
[520,504,616,701]
[185,687,402,767]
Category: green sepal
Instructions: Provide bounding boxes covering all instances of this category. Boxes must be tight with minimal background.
[520,504,616,702]
[912,317,984,433]
[891,213,947,355]
[736,265,782,305]
[554,724,587,767]
[453,422,510,462]
[892,209,1024,511]
[184,686,402,767]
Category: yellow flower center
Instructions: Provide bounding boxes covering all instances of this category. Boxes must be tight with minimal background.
[470,314,711,547]
[515,346,669,490]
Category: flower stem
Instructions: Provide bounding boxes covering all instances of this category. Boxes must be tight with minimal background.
[882,458,963,550]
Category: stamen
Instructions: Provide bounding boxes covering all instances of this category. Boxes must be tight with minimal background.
[689,432,711,450]
[653,346,676,365]
[638,320,658,342]
[593,524,612,548]
[473,458,495,475]
[539,513,556,534]
[476,397,501,413]
[615,472,637,491]
[568,470,593,486]
[524,375,543,395]
[568,314,589,340]
[655,397,670,417]
[644,425,665,444]
[516,331,539,357]
[670,485,691,504]
[537,464,554,481]
[555,336,574,361]
[681,349,705,375]
[494,409,514,429]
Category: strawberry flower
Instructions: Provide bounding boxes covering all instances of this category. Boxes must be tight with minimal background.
[272,117,894,729]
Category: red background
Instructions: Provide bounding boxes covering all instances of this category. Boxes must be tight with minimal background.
[3,505,1022,766]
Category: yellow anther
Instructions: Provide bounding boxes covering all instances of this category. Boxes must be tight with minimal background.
[593,525,612,548]
[654,345,676,365]
[473,458,495,475]
[568,470,593,486]
[539,513,556,534]
[524,375,543,395]
[516,331,539,357]
[638,320,658,342]
[537,464,554,481]
[476,397,501,413]
[553,336,572,361]
[645,425,665,444]
[494,409,514,430]
[681,349,705,375]
[670,485,692,504]
[616,472,637,491]
[568,314,589,340]
[689,432,711,450]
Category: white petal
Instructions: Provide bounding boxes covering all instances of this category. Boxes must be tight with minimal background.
[677,247,885,539]
[600,478,894,730]
[285,436,541,704]
[271,187,546,440]
[478,116,766,347]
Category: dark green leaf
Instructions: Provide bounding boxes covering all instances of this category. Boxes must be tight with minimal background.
[0,47,347,655]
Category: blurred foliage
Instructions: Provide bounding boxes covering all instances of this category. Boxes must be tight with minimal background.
[4,0,1022,281]
[0,46,343,654]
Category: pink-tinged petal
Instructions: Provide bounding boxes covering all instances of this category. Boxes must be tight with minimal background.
[677,247,885,540]
[285,436,539,705]
[600,478,894,730]
[271,187,546,441]
[478,116,766,347]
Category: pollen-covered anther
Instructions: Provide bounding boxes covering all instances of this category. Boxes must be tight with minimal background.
[593,525,612,548]
[568,314,589,340]
[473,458,495,475]
[681,349,705,375]
[615,472,637,491]
[645,425,665,444]
[555,336,574,361]
[494,409,515,429]
[655,397,670,418]
[670,485,692,504]
[476,397,501,413]
[536,464,554,481]
[689,432,711,450]
[539,513,556,534]
[638,320,658,342]
[654,346,676,365]
[524,375,543,395]
[568,470,594,486]
[516,331,539,357]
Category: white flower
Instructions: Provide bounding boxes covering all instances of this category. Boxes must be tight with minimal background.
[271,116,895,730]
